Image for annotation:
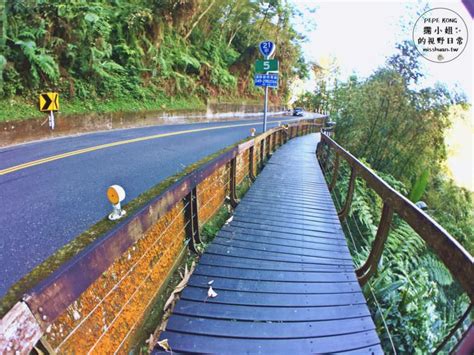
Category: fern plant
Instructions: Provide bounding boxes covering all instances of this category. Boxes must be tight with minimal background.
[14,40,59,87]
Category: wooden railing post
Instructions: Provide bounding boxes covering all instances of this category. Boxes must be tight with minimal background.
[266,136,271,159]
[329,153,340,192]
[338,167,357,220]
[260,139,265,167]
[356,203,394,285]
[229,157,239,208]
[184,187,201,253]
[249,146,256,182]
[320,141,330,172]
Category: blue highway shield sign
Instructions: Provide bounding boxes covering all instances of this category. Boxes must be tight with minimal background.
[259,41,275,58]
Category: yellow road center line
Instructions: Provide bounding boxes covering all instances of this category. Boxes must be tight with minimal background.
[0,118,301,176]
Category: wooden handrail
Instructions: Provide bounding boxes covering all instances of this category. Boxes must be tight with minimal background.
[1,118,324,354]
[319,132,474,302]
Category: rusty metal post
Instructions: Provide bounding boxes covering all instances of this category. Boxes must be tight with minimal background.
[338,167,357,220]
[229,157,240,208]
[249,146,256,182]
[329,153,340,192]
[184,187,202,253]
[356,203,394,285]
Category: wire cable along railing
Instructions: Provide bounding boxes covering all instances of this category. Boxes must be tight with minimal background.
[0,119,320,354]
[317,130,473,353]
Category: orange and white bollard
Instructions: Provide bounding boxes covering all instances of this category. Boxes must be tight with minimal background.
[107,185,126,220]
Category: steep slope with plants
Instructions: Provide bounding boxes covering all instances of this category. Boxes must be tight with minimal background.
[297,41,473,352]
[0,0,309,121]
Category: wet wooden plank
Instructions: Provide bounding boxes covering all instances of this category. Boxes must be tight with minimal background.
[180,286,365,307]
[156,330,383,354]
[227,220,345,239]
[193,264,357,282]
[221,223,347,245]
[217,229,350,253]
[212,237,352,259]
[233,210,342,226]
[230,216,343,234]
[172,300,371,321]
[221,225,347,246]
[205,244,354,266]
[188,275,360,294]
[166,314,376,338]
[234,205,341,223]
[199,253,353,272]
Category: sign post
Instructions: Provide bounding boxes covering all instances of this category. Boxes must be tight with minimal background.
[39,92,59,130]
[256,41,277,132]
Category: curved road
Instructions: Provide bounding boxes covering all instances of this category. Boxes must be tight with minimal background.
[0,114,319,296]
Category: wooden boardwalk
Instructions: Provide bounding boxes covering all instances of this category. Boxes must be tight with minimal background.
[155,134,382,354]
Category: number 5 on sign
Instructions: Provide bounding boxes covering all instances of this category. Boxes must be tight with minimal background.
[255,59,279,73]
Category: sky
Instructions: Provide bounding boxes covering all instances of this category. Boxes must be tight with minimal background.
[291,0,473,102]
[289,0,473,190]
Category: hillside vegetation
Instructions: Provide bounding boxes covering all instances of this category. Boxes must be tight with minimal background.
[296,42,473,352]
[0,0,308,121]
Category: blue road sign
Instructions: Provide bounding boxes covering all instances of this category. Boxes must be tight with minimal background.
[259,41,275,58]
[255,73,278,88]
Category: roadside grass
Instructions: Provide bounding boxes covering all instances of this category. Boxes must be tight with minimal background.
[0,93,265,123]
[0,95,206,122]
[0,137,250,317]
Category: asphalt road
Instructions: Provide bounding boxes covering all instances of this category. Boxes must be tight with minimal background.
[0,114,320,297]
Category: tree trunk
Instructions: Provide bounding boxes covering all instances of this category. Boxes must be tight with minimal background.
[184,0,217,41]
[227,26,241,48]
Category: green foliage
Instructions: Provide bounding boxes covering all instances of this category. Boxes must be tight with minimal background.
[317,41,473,352]
[409,170,429,202]
[1,0,308,118]
[0,55,6,95]
[330,163,470,353]
[14,40,59,86]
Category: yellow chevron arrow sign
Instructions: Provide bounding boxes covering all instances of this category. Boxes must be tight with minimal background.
[39,92,59,111]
